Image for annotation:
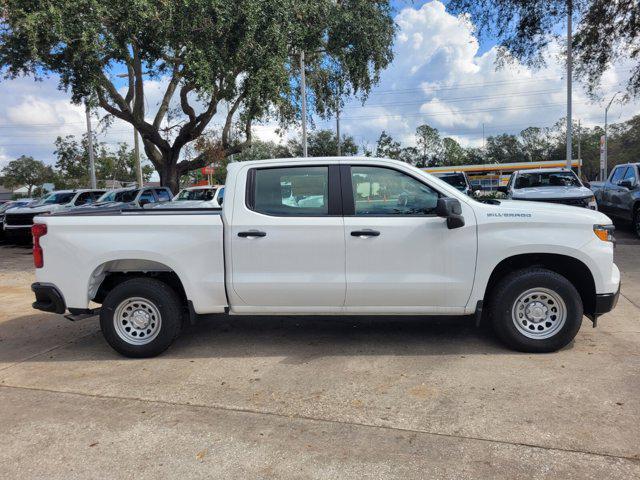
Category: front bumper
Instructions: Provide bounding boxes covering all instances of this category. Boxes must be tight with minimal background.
[31,283,66,314]
[594,284,621,316]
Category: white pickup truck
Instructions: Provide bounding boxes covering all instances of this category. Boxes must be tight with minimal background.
[30,157,620,357]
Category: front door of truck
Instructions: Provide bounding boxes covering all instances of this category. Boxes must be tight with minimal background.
[341,164,477,312]
[229,164,345,311]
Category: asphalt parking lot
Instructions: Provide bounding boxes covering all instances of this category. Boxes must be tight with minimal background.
[0,230,639,479]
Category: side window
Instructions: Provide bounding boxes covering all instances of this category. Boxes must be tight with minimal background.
[251,166,328,216]
[139,189,156,205]
[217,187,225,205]
[155,188,172,202]
[74,192,94,206]
[91,191,104,201]
[350,166,440,216]
[623,166,637,184]
[611,167,626,183]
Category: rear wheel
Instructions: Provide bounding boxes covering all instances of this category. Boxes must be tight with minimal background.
[100,278,182,358]
[489,268,583,353]
[634,207,640,238]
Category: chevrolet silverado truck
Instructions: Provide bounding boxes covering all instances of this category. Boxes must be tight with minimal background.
[590,163,640,237]
[30,157,620,358]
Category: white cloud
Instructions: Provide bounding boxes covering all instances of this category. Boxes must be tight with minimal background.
[325,1,640,149]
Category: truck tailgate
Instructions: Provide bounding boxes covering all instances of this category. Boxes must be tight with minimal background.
[35,210,227,314]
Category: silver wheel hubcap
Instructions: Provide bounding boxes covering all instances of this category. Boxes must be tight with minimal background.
[113,297,161,345]
[511,288,567,339]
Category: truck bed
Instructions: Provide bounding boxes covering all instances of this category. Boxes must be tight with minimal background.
[35,208,227,314]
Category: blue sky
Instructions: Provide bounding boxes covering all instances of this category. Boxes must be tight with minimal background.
[0,1,637,171]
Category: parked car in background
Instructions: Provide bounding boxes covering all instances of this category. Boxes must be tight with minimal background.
[0,199,34,239]
[590,163,640,237]
[31,157,619,358]
[499,168,597,209]
[433,172,476,196]
[155,185,224,209]
[3,189,104,240]
[80,187,174,210]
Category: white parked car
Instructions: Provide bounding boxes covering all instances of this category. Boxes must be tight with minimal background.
[30,157,619,357]
[160,185,224,208]
[499,168,597,209]
[3,189,104,239]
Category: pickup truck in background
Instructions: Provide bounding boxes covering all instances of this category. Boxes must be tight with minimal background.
[30,157,620,358]
[498,168,597,209]
[4,189,105,240]
[590,163,640,237]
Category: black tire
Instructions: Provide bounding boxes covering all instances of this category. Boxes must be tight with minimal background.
[100,277,183,358]
[633,207,640,238]
[489,268,583,353]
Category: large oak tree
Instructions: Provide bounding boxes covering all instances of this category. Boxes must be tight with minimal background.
[0,1,395,191]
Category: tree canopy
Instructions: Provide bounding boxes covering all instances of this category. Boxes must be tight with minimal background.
[448,0,640,98]
[0,0,395,191]
[0,156,54,195]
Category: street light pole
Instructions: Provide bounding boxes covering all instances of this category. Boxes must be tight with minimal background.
[85,103,97,189]
[566,0,573,170]
[133,128,143,187]
[300,50,308,158]
[604,91,620,181]
[336,107,341,156]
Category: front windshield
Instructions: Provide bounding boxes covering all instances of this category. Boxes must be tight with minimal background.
[99,190,137,203]
[40,192,75,205]
[436,174,466,189]
[515,171,581,189]
[176,188,216,201]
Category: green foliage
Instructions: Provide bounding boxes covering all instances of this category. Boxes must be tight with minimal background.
[287,129,358,157]
[448,0,640,98]
[53,135,153,189]
[0,0,395,192]
[0,155,55,195]
[373,131,402,159]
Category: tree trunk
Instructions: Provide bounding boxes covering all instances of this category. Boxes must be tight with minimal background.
[159,154,179,194]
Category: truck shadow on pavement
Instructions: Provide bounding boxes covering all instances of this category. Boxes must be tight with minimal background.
[0,313,523,365]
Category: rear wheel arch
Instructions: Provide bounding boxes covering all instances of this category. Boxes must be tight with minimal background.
[484,253,596,315]
[90,259,188,307]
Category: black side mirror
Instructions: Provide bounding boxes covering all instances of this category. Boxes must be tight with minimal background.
[583,181,591,189]
[436,197,465,229]
[497,186,509,194]
[619,179,634,189]
[139,198,150,207]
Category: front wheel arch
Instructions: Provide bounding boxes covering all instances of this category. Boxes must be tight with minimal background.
[484,253,595,315]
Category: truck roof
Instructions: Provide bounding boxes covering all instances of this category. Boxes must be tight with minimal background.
[227,156,413,171]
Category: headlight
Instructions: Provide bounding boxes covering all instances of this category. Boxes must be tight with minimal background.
[593,224,615,243]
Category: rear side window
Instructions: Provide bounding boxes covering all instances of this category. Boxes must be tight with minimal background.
[250,166,329,216]
[139,190,156,204]
[623,166,637,184]
[155,189,172,202]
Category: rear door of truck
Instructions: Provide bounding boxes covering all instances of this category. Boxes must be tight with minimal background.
[227,163,346,312]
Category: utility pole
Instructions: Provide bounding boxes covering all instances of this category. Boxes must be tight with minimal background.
[482,123,485,149]
[300,50,308,157]
[85,103,97,189]
[566,0,573,170]
[336,107,341,156]
[604,92,620,181]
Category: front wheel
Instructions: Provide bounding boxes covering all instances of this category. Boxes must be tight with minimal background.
[100,278,183,358]
[633,207,640,238]
[489,268,583,353]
